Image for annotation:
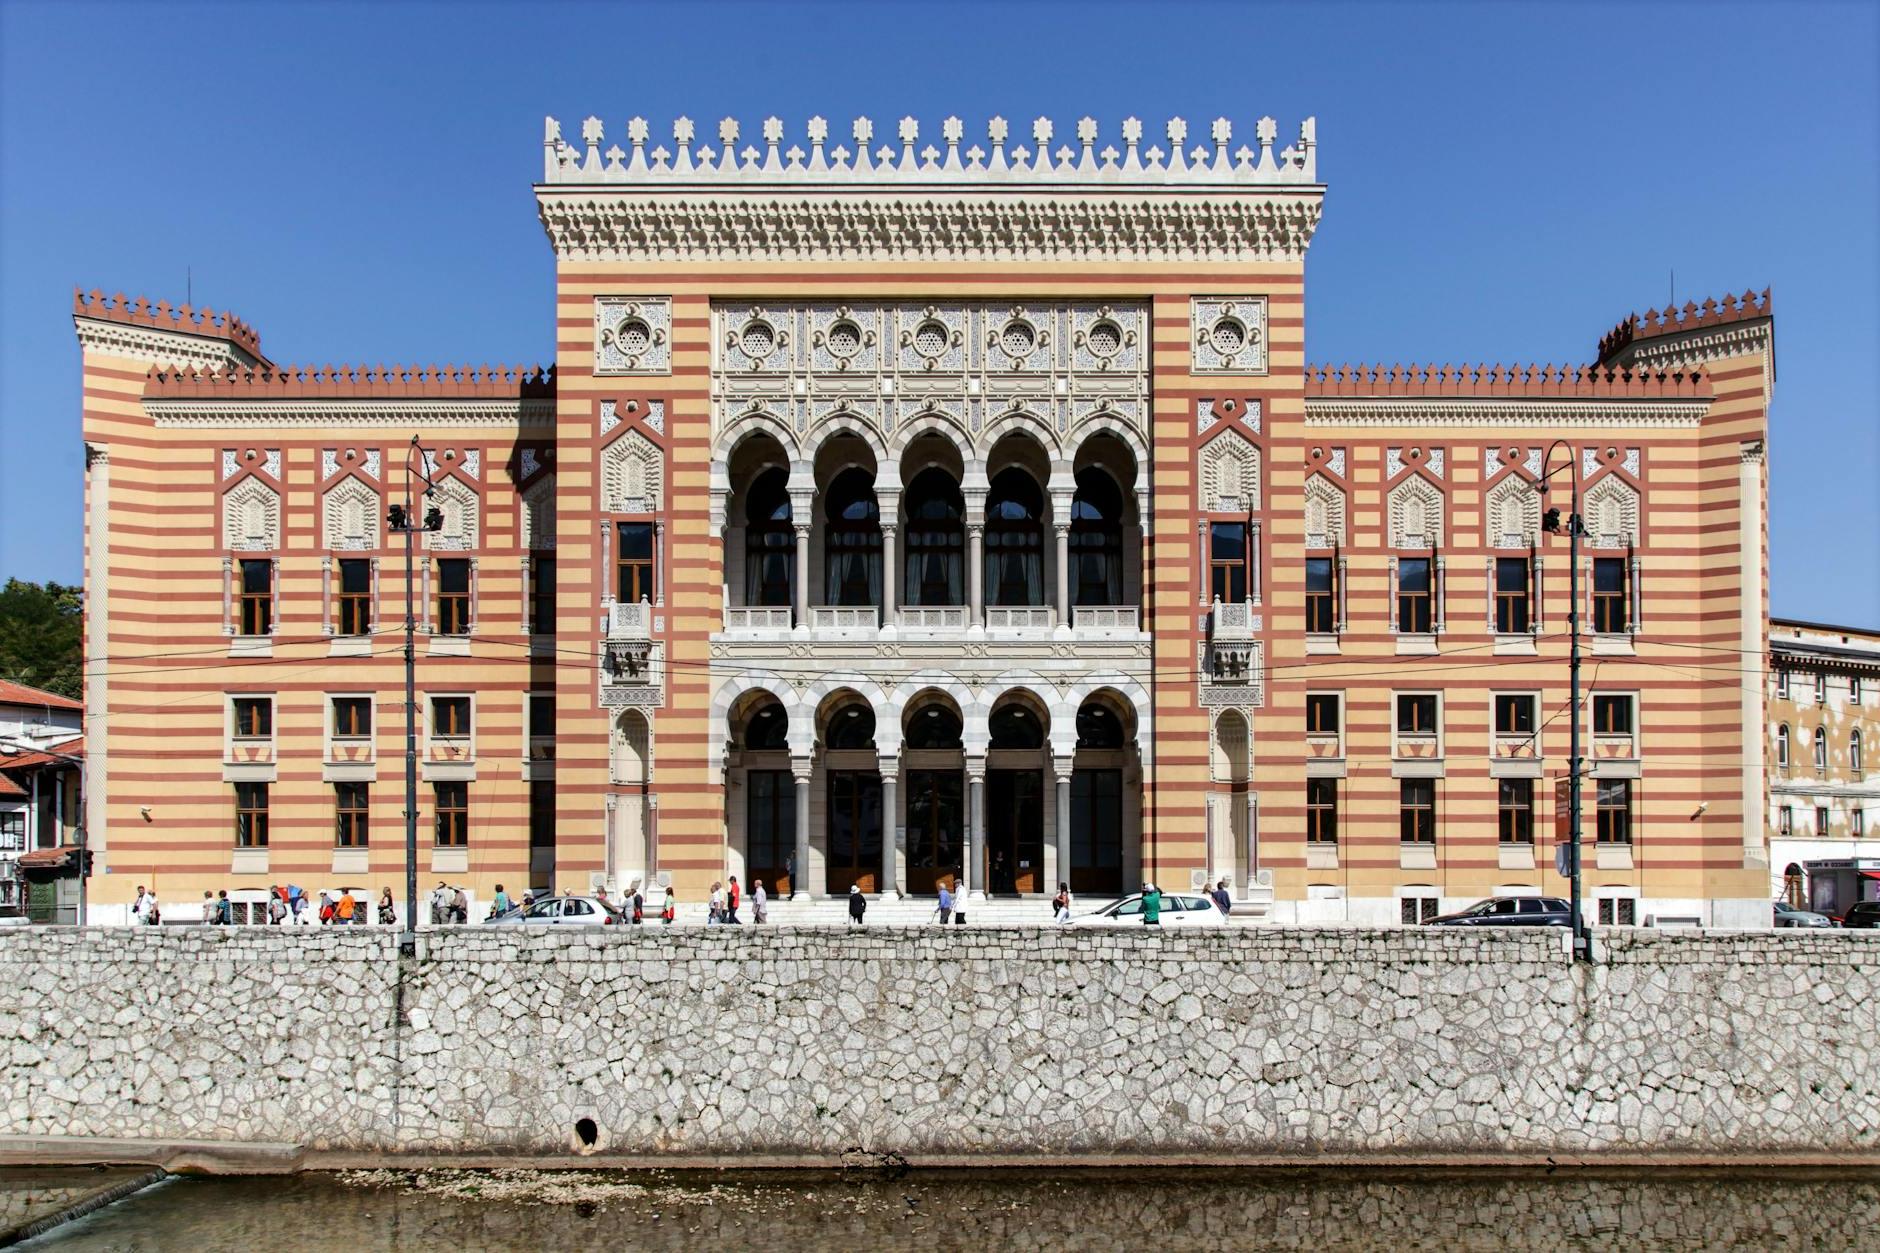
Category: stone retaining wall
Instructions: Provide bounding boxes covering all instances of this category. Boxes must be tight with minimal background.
[4,928,1876,1161]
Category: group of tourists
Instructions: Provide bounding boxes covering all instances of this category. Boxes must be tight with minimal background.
[703,875,768,925]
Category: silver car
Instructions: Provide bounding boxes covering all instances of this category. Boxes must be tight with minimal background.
[1772,900,1835,929]
[485,894,625,926]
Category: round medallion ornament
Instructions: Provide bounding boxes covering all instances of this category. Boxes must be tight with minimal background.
[1208,316,1248,356]
[737,319,776,361]
[913,320,950,359]
[998,319,1037,359]
[1085,319,1124,360]
[616,317,653,357]
[826,319,863,360]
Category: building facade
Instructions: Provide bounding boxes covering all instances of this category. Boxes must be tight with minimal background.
[0,680,84,916]
[76,110,1775,924]
[1768,619,1880,916]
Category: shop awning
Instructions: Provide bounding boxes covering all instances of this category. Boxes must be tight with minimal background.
[1861,870,1880,881]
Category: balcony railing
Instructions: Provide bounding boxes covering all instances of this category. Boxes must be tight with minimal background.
[1210,599,1256,640]
[811,605,880,632]
[608,599,652,640]
[724,605,793,632]
[1073,605,1140,633]
[985,606,1055,631]
[897,606,970,630]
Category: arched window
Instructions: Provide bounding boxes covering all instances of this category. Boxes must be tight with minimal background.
[1076,702,1125,749]
[1853,728,1864,773]
[903,468,964,606]
[826,703,877,751]
[1777,723,1790,768]
[906,704,963,750]
[743,470,793,607]
[742,699,789,751]
[986,468,1045,606]
[989,703,1044,750]
[1814,728,1827,774]
[823,469,882,607]
[1070,467,1124,606]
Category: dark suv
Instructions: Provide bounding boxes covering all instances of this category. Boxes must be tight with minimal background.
[1841,901,1880,930]
[1426,896,1573,927]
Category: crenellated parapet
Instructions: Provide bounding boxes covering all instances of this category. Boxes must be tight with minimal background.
[73,287,268,369]
[146,362,555,398]
[1304,363,1712,399]
[1597,288,1771,364]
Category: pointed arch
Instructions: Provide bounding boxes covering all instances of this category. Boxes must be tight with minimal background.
[1387,474,1444,548]
[424,476,480,551]
[322,475,381,551]
[1582,475,1640,548]
[1302,473,1347,548]
[223,476,280,551]
[612,709,652,785]
[1484,473,1540,549]
[1199,427,1260,512]
[1211,709,1250,783]
[602,428,665,514]
[521,474,556,550]
[979,408,1060,461]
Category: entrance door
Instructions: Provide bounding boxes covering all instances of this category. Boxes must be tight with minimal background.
[1071,768,1124,895]
[747,770,795,897]
[827,771,882,894]
[906,769,963,895]
[986,770,1043,895]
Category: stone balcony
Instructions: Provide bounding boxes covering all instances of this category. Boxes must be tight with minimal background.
[714,601,1146,640]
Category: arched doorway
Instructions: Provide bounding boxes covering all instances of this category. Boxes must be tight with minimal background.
[735,695,794,896]
[822,696,880,894]
[904,695,965,895]
[1072,693,1136,895]
[1783,862,1805,909]
[986,693,1048,895]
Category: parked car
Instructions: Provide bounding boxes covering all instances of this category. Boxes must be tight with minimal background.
[1426,896,1572,927]
[484,894,625,926]
[1773,900,1836,929]
[1840,901,1880,930]
[1071,892,1228,928]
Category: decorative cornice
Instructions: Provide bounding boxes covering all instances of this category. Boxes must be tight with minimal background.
[536,190,1323,264]
[1303,397,1710,428]
[73,318,261,371]
[1621,321,1773,373]
[144,399,555,429]
[73,288,264,359]
[1596,289,1770,363]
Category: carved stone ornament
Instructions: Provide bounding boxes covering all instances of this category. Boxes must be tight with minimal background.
[222,476,280,551]
[1483,473,1540,548]
[1302,474,1346,548]
[602,428,665,513]
[1388,475,1444,549]
[595,297,672,375]
[1199,428,1261,512]
[1582,476,1640,549]
[1191,297,1269,374]
[423,477,479,551]
[522,475,557,550]
[322,477,381,551]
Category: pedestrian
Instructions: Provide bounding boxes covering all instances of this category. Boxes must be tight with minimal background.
[707,881,724,926]
[491,883,513,917]
[451,885,469,924]
[991,848,1009,895]
[630,882,645,925]
[378,887,396,926]
[751,879,768,925]
[661,885,676,925]
[1141,881,1161,927]
[268,891,287,926]
[935,881,953,926]
[1053,882,1073,925]
[215,890,233,926]
[430,882,449,925]
[131,885,152,926]
[336,888,357,925]
[847,883,867,927]
[318,891,335,925]
[142,888,160,926]
[726,875,742,925]
[202,891,216,924]
[953,871,968,926]
[596,886,611,915]
[1211,878,1233,917]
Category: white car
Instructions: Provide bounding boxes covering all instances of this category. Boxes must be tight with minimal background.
[1071,892,1229,928]
[484,894,625,926]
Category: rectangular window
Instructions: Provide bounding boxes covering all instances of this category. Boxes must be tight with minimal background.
[1779,805,1793,836]
[1306,777,1338,844]
[432,696,471,738]
[1306,693,1341,736]
[1816,805,1830,837]
[1851,676,1863,703]
[237,558,273,636]
[1396,693,1438,735]
[0,812,24,852]
[1592,557,1629,634]
[336,558,371,636]
[1777,669,1790,698]
[1400,896,1438,924]
[1596,778,1632,844]
[434,781,468,847]
[1593,694,1633,735]
[1495,694,1536,736]
[1814,672,1827,703]
[531,556,555,635]
[1209,522,1247,604]
[530,692,555,740]
[1397,557,1432,634]
[617,522,655,605]
[1855,809,1867,839]
[332,696,372,739]
[335,782,369,848]
[1498,778,1534,844]
[1598,897,1637,926]
[529,780,556,851]
[231,696,272,739]
[1399,778,1436,844]
[1495,557,1531,633]
[1304,557,1335,632]
[437,558,471,635]
[235,782,269,848]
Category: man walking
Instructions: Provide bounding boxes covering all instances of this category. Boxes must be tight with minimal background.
[751,879,768,925]
[201,891,216,924]
[725,875,742,925]
[215,890,234,926]
[935,881,953,926]
[847,884,867,927]
[1141,882,1161,927]
[491,883,513,918]
[1212,879,1233,917]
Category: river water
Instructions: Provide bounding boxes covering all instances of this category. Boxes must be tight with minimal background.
[21,1166,1880,1250]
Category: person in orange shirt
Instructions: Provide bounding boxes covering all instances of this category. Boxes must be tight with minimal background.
[336,889,356,923]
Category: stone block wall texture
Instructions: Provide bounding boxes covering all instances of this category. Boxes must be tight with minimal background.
[3,928,1875,1160]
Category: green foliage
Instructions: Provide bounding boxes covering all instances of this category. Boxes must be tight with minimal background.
[0,578,83,701]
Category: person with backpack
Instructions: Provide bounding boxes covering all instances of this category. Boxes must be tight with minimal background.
[318,892,336,925]
[267,892,287,926]
[491,884,513,918]
[378,887,396,926]
[215,890,234,926]
[1052,882,1073,925]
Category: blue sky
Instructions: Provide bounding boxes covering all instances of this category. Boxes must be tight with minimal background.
[2,0,1875,623]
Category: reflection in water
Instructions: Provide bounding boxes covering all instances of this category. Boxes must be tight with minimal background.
[28,1167,1880,1251]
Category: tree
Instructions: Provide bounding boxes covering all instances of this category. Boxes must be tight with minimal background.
[0,578,83,701]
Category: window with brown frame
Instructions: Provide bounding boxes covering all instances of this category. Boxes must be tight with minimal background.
[235,782,269,848]
[1306,778,1338,844]
[1596,779,1632,844]
[1399,778,1436,844]
[1495,556,1531,634]
[332,696,372,739]
[1592,557,1629,634]
[1209,522,1248,605]
[617,522,655,605]
[1397,557,1432,634]
[1305,557,1335,633]
[1498,778,1534,844]
[1396,693,1438,735]
[1593,694,1633,735]
[1598,897,1637,926]
[530,556,555,635]
[237,558,273,636]
[232,696,272,739]
[336,558,371,636]
[437,558,471,635]
[1495,694,1536,736]
[335,782,369,848]
[434,781,468,847]
[1400,895,1439,924]
[1306,693,1341,736]
[431,696,471,738]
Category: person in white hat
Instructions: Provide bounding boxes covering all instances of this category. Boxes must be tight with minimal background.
[847,883,867,927]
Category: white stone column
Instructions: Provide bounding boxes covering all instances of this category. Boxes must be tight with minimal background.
[966,760,986,899]
[1246,791,1260,886]
[879,757,898,896]
[1054,523,1071,627]
[1055,764,1073,892]
[967,523,985,623]
[880,523,898,625]
[653,519,666,608]
[791,763,813,898]
[792,524,811,630]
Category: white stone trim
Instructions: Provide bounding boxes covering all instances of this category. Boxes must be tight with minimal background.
[74,317,261,370]
[145,399,555,428]
[1303,398,1708,428]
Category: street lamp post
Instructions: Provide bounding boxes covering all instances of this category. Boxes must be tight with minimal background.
[387,436,444,947]
[1539,441,1590,961]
